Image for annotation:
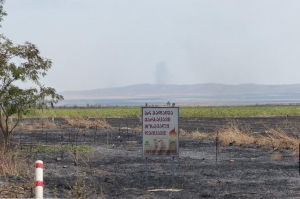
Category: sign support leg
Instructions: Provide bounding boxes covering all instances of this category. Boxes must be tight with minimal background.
[145,157,148,189]
[172,157,175,189]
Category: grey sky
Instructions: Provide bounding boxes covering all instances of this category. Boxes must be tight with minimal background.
[2,0,300,91]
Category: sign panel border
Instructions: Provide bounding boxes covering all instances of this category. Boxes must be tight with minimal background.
[142,107,179,158]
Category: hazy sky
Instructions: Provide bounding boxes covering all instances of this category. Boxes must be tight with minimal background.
[2,0,300,91]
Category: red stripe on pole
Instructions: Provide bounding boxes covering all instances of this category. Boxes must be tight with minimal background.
[36,163,43,168]
[36,181,43,187]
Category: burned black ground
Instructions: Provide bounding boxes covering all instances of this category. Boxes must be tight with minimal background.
[6,116,300,198]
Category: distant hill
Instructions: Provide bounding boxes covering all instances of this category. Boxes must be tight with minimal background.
[58,83,300,106]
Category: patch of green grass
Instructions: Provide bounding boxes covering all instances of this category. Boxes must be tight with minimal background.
[22,143,93,154]
[27,107,141,118]
[179,106,300,117]
[22,105,300,118]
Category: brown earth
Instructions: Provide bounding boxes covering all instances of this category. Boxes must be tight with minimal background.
[3,116,300,198]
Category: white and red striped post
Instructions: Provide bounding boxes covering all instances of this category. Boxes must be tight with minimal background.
[35,160,43,199]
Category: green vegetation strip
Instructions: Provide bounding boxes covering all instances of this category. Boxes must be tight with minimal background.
[28,107,141,118]
[24,106,300,118]
[179,106,300,117]
[22,144,93,154]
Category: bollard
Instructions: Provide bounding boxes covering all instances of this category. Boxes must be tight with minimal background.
[35,160,43,199]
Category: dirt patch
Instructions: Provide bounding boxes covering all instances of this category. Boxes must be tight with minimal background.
[2,116,300,198]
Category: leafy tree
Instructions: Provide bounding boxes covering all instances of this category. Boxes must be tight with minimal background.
[0,0,6,27]
[0,2,63,149]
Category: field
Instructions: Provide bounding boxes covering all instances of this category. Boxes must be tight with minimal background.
[1,106,300,198]
[26,105,300,118]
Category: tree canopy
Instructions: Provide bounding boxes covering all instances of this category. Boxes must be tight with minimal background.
[0,0,6,27]
[0,1,63,148]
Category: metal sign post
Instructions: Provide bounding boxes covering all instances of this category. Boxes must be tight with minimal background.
[145,157,148,188]
[172,157,175,189]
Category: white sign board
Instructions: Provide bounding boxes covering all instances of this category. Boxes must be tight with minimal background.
[142,107,179,157]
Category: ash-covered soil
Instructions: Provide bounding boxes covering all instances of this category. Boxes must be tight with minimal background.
[8,117,300,198]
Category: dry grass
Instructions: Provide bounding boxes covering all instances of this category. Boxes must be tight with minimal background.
[15,117,111,131]
[93,169,113,176]
[0,147,27,176]
[217,122,300,151]
[0,146,34,198]
[64,117,111,129]
[15,118,57,131]
[270,152,283,161]
[217,123,254,146]
[255,129,299,150]
[180,129,210,139]
[28,120,56,131]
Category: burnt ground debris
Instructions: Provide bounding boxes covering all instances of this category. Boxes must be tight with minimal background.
[3,116,300,198]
